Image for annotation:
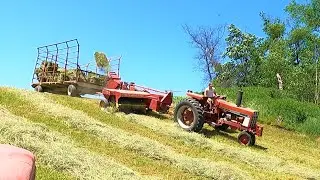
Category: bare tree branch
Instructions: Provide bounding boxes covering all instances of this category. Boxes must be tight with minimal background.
[183,24,226,84]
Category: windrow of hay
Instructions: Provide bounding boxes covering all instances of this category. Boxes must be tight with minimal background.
[0,106,142,180]
[14,88,250,180]
[121,113,320,179]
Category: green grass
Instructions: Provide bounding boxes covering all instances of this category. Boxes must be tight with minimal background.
[16,89,247,180]
[0,87,320,179]
[0,88,201,180]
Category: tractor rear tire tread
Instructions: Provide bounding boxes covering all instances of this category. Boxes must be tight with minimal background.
[174,98,204,132]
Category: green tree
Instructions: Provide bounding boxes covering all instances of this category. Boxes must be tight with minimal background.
[223,24,263,87]
[285,0,320,102]
[285,0,320,33]
[258,13,289,88]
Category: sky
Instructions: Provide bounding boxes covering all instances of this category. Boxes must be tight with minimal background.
[0,0,296,96]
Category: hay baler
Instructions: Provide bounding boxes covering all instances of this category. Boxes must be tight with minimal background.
[99,72,173,113]
[174,90,263,146]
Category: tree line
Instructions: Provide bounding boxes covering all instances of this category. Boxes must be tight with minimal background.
[185,0,320,104]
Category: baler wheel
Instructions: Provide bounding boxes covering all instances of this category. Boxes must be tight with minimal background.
[99,99,109,111]
[238,131,254,146]
[174,98,204,132]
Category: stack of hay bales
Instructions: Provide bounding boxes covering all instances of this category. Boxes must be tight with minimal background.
[35,61,59,82]
[35,60,107,86]
[87,72,106,86]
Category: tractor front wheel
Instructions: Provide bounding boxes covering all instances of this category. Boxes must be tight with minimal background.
[237,131,255,146]
[174,98,204,132]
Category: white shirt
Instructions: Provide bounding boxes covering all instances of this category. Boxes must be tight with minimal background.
[205,87,215,97]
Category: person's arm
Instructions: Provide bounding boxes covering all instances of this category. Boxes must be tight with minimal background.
[213,88,217,96]
[204,88,208,97]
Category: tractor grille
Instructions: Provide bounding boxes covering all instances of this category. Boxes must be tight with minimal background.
[250,111,259,128]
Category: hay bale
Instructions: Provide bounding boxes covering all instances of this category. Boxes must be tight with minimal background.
[94,52,110,72]
[39,61,58,72]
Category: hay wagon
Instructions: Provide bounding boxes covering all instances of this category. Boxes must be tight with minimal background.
[31,39,120,97]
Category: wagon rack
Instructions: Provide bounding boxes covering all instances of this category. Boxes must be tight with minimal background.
[31,39,121,97]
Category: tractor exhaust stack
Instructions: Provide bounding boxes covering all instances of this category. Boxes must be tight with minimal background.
[236,90,243,107]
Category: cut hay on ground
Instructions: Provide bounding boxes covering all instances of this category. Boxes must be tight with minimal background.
[120,113,320,179]
[0,106,142,180]
[14,88,249,180]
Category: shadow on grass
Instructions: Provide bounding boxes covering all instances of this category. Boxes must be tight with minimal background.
[200,128,268,150]
[146,111,173,120]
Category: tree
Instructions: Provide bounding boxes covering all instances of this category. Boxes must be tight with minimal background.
[285,0,320,102]
[285,0,320,33]
[223,24,263,87]
[183,24,226,84]
[259,13,289,89]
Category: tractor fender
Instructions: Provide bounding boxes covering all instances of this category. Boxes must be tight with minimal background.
[0,144,36,180]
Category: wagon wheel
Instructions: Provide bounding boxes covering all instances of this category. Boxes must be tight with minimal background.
[34,85,43,92]
[174,98,204,132]
[67,84,80,97]
[237,131,254,146]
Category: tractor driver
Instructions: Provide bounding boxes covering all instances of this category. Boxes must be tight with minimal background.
[204,83,216,109]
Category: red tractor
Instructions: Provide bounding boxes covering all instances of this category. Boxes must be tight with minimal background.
[173,90,263,146]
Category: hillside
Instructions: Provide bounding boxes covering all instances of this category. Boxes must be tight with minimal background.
[0,87,320,180]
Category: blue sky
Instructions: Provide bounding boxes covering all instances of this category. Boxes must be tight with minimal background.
[0,0,294,96]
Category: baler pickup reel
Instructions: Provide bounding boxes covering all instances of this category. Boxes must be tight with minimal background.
[174,90,263,146]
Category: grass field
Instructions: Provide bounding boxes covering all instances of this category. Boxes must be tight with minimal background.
[0,87,319,179]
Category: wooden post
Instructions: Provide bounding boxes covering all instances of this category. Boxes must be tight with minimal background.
[276,73,283,90]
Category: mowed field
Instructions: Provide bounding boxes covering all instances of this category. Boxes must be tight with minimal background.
[0,87,320,180]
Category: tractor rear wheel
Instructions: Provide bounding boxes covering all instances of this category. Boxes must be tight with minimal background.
[174,98,204,132]
[237,131,254,146]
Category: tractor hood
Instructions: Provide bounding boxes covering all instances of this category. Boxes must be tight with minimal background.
[215,99,257,118]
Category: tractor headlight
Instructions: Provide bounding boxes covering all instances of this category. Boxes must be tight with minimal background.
[242,117,250,127]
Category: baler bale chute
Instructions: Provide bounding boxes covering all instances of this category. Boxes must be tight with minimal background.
[98,72,173,114]
[174,90,263,146]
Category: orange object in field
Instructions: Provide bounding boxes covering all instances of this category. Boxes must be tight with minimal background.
[0,144,36,180]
